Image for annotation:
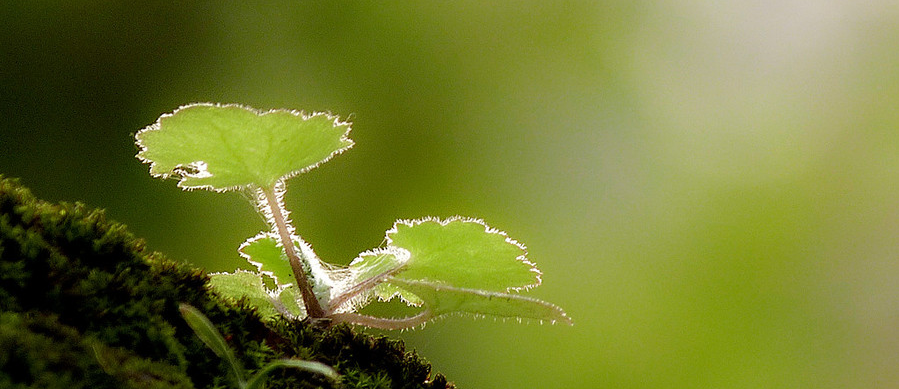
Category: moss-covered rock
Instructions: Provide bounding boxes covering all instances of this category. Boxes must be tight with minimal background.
[0,177,452,389]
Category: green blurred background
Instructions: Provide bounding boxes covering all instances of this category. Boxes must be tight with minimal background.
[3,2,899,388]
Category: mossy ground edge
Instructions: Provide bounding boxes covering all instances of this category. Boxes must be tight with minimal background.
[0,176,452,389]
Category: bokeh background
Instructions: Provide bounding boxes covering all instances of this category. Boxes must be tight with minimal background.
[3,2,899,388]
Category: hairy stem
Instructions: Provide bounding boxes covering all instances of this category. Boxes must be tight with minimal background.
[260,184,326,319]
[330,310,433,330]
[327,268,407,315]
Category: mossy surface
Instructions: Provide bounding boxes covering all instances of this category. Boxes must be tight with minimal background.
[0,177,452,389]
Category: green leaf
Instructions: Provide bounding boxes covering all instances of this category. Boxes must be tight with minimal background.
[240,232,295,288]
[178,304,247,384]
[386,278,572,325]
[208,271,281,320]
[351,217,573,326]
[277,285,305,318]
[387,217,540,291]
[136,103,353,191]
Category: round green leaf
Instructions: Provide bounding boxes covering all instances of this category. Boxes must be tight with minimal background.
[386,217,540,291]
[136,103,353,191]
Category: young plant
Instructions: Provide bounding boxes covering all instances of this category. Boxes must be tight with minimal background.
[178,303,338,389]
[136,103,572,330]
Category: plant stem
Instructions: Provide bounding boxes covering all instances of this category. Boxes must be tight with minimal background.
[261,185,326,319]
[330,310,433,330]
[327,256,408,315]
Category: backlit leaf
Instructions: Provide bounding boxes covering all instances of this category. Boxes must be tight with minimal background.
[277,285,305,318]
[240,232,294,288]
[208,271,280,320]
[386,217,540,291]
[136,103,353,191]
[359,217,572,326]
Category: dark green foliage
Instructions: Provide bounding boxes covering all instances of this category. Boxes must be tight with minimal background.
[0,177,452,389]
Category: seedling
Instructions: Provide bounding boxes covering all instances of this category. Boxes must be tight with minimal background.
[178,303,338,388]
[137,103,571,329]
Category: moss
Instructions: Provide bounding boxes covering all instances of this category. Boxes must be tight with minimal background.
[0,177,452,389]
[0,311,194,389]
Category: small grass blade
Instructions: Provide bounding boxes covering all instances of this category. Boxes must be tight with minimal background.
[244,358,339,389]
[178,303,247,385]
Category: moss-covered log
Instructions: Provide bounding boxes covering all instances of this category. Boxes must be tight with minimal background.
[0,176,451,389]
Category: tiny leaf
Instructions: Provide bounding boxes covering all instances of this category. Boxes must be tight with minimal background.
[136,103,353,191]
[208,271,281,320]
[387,217,540,291]
[240,232,295,288]
[277,285,305,318]
[387,278,572,325]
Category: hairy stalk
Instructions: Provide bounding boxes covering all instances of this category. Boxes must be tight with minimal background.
[260,184,326,319]
[331,311,434,330]
[328,269,407,315]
